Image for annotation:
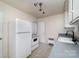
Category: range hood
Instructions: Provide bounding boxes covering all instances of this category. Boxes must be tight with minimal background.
[70,16,79,25]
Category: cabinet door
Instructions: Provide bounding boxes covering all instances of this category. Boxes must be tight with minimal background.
[73,0,79,20]
[64,0,74,28]
[64,0,69,28]
[68,0,73,21]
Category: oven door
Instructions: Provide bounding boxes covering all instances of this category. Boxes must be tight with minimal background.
[32,37,39,46]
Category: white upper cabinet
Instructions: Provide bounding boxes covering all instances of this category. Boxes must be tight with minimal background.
[64,0,74,28]
[73,0,79,20]
[70,0,79,24]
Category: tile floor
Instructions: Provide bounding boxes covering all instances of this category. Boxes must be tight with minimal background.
[29,43,53,58]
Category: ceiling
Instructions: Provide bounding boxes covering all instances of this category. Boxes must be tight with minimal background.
[0,0,65,18]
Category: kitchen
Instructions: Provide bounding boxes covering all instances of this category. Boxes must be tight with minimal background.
[0,0,79,58]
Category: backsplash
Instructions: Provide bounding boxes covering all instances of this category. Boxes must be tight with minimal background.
[74,32,79,39]
[74,24,79,39]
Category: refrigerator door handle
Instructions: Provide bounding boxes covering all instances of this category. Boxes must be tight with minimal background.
[17,32,30,34]
[21,32,30,33]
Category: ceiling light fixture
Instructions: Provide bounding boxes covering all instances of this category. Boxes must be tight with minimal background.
[34,2,45,14]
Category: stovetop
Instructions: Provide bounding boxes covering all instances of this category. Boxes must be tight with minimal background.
[32,34,39,38]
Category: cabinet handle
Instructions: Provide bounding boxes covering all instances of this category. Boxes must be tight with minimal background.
[74,16,79,21]
[0,38,2,40]
[70,16,79,24]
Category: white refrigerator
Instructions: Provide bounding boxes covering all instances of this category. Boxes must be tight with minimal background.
[9,19,32,58]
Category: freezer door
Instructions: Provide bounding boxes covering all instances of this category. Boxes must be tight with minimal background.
[16,19,32,33]
[16,33,31,58]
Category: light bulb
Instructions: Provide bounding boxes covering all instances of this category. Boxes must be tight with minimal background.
[39,9,42,11]
[43,11,45,14]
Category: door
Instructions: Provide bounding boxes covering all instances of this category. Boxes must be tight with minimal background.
[0,12,4,58]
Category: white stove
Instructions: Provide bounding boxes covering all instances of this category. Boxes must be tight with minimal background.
[32,34,39,51]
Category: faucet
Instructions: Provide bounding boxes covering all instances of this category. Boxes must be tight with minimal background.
[66,30,77,44]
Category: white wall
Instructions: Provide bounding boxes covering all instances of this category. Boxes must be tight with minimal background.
[38,14,64,43]
[0,1,36,58]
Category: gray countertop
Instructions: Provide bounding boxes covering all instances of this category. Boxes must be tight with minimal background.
[49,38,79,58]
[58,33,72,38]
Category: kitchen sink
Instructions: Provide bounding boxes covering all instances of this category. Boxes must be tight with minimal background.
[58,37,74,44]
